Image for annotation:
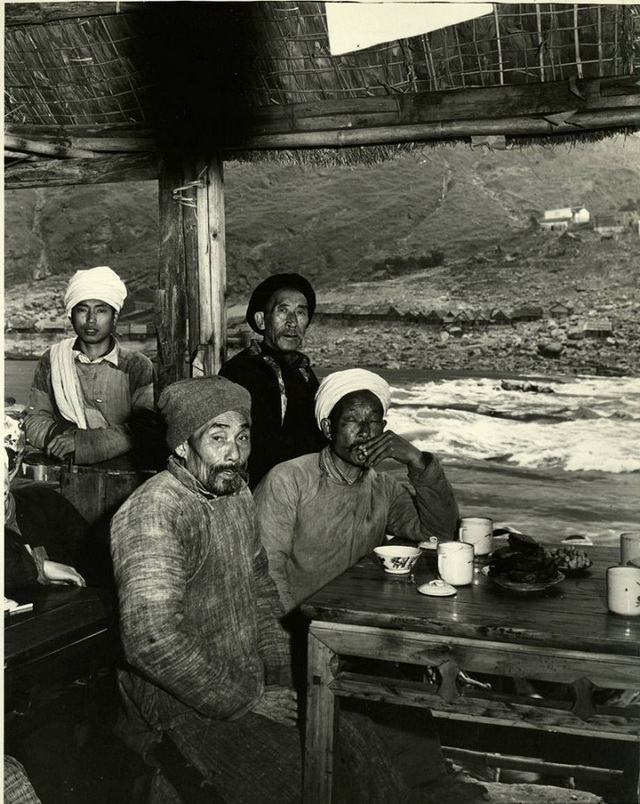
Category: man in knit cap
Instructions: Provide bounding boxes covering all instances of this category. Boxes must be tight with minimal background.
[111,375,446,804]
[255,368,459,613]
[24,266,155,465]
[219,272,326,488]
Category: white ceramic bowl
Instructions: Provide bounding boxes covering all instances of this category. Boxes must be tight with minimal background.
[374,545,421,575]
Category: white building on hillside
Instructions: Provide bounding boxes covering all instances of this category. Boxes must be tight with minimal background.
[539,205,590,232]
[571,206,590,224]
[543,208,572,221]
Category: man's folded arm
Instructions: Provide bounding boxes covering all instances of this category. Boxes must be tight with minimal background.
[387,452,459,541]
[24,357,73,448]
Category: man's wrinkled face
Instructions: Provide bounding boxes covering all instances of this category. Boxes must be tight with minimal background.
[322,391,385,467]
[71,299,117,345]
[255,287,309,353]
[177,410,251,496]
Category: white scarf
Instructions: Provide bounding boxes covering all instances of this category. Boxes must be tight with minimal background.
[50,338,89,429]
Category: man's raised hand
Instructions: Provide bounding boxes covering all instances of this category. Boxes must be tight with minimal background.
[359,431,426,471]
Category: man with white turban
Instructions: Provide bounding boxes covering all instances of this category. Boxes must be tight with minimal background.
[255,368,458,613]
[24,266,156,465]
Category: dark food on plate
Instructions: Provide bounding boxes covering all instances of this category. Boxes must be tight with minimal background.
[488,533,558,584]
[550,546,592,572]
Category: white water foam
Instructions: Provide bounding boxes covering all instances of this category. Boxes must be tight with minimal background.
[386,375,640,473]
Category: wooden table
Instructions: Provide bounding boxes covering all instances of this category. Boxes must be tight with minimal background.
[301,545,640,803]
[5,585,116,708]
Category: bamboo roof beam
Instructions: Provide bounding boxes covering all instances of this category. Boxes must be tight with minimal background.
[4,133,156,154]
[238,108,640,150]
[5,134,99,159]
[6,76,638,143]
[5,153,159,189]
[4,2,143,26]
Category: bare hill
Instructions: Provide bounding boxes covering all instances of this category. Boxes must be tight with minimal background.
[4,136,640,375]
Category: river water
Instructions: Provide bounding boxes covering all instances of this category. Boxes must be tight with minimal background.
[5,360,638,545]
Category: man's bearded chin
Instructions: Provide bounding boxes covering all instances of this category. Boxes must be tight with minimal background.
[204,463,249,495]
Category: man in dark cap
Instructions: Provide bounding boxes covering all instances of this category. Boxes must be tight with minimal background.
[219,272,326,487]
[110,376,442,804]
[111,375,301,802]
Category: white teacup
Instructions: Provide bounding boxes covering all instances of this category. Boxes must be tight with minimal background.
[437,542,474,586]
[459,517,493,556]
[620,533,640,567]
[374,545,421,575]
[606,566,640,617]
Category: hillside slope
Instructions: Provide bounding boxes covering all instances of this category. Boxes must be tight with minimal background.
[4,136,640,375]
[6,135,640,297]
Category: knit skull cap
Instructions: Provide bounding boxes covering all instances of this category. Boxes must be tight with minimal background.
[64,266,127,316]
[314,369,391,428]
[246,273,316,334]
[158,376,252,451]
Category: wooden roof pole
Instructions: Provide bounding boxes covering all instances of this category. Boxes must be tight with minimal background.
[193,153,227,378]
[156,156,188,389]
[156,149,226,389]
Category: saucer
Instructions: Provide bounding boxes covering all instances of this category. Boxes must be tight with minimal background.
[417,580,457,597]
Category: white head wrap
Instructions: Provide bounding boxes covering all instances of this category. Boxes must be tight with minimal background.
[64,266,127,316]
[315,369,391,428]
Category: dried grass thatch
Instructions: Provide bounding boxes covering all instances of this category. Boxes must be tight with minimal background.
[5,2,639,129]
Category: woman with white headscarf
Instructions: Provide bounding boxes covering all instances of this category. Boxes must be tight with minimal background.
[255,368,459,614]
[24,266,157,466]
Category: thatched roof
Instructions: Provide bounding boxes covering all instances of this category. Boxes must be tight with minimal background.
[5,2,640,181]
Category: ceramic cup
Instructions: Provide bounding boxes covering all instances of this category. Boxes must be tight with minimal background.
[373,545,421,575]
[606,566,640,616]
[437,542,474,586]
[620,533,640,567]
[459,517,493,556]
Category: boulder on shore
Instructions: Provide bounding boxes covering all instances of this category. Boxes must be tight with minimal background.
[537,341,564,358]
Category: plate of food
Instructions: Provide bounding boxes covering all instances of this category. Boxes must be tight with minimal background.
[482,532,566,593]
[482,565,565,592]
[550,546,592,575]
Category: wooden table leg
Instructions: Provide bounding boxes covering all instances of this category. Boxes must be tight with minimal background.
[303,630,338,804]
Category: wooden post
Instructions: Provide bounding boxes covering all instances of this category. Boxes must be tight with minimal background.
[156,149,227,388]
[304,630,338,804]
[156,156,188,389]
[192,153,227,377]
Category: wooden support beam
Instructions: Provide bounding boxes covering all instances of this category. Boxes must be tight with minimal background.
[6,124,155,139]
[4,153,158,189]
[155,149,227,385]
[236,107,640,150]
[5,134,98,159]
[156,157,188,390]
[236,76,640,136]
[4,129,156,153]
[440,747,625,782]
[7,76,637,146]
[192,154,227,377]
[5,2,143,26]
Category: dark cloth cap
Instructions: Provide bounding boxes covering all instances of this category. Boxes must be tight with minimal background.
[246,273,316,334]
[158,376,252,451]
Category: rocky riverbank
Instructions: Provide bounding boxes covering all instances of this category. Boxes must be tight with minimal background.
[5,223,639,377]
[5,308,639,378]
[301,314,640,377]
